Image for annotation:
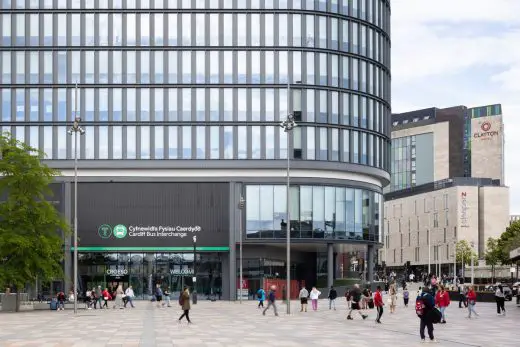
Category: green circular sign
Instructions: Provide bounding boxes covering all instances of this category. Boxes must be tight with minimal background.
[98,224,112,239]
[113,224,128,239]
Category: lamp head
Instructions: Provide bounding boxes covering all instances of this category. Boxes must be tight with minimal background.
[79,128,86,135]
[193,235,197,243]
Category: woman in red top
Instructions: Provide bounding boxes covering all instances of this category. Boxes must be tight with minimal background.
[466,286,478,318]
[374,285,384,323]
[435,285,450,324]
[101,288,112,309]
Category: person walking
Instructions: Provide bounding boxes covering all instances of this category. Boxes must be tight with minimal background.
[113,284,124,309]
[466,286,478,318]
[374,286,384,323]
[56,290,66,311]
[178,286,192,324]
[124,285,135,308]
[299,286,309,312]
[262,285,279,316]
[347,284,368,320]
[435,285,450,324]
[403,287,410,307]
[416,287,437,343]
[309,287,321,311]
[494,284,506,316]
[345,289,352,309]
[328,286,337,310]
[101,288,111,309]
[163,287,172,307]
[458,284,467,308]
[155,284,163,308]
[256,287,266,308]
[389,282,397,313]
[95,285,103,309]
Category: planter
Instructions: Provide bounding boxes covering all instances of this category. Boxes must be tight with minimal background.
[447,291,497,303]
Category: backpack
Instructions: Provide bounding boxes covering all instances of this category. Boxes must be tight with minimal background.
[257,290,262,299]
[415,297,426,317]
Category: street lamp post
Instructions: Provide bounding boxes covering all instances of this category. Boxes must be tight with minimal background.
[67,84,85,315]
[280,83,299,315]
[427,229,431,275]
[238,196,245,304]
[453,240,457,284]
[470,241,475,285]
[192,235,197,304]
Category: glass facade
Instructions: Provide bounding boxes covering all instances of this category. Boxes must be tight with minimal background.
[0,0,391,169]
[246,184,383,242]
[390,135,416,192]
[78,252,223,300]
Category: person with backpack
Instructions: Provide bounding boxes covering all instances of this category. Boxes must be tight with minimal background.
[256,287,266,308]
[262,285,279,316]
[435,285,450,324]
[178,286,192,324]
[347,284,368,321]
[374,286,384,323]
[56,290,66,311]
[328,286,338,310]
[415,287,437,343]
[403,287,410,307]
[299,286,309,312]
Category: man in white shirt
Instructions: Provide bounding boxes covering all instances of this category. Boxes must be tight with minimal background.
[124,285,135,308]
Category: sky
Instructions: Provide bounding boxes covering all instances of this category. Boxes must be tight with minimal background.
[391,0,520,214]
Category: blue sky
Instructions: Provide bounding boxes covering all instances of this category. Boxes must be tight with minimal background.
[391,0,520,213]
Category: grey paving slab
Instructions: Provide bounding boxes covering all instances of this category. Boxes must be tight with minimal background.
[0,298,518,346]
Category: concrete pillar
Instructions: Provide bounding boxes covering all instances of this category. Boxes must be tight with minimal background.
[327,243,334,288]
[367,245,374,283]
[63,181,72,294]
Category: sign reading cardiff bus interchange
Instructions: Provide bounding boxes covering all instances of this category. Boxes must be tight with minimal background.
[76,182,230,248]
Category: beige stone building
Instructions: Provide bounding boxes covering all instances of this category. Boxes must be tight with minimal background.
[381,179,509,272]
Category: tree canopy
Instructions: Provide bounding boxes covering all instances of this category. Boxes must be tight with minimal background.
[0,132,69,291]
[497,220,520,264]
[455,240,478,265]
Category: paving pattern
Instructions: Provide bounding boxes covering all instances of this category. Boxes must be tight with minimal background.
[0,296,518,347]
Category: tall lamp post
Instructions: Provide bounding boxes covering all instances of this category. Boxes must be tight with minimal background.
[280,82,299,315]
[67,84,84,315]
[453,240,457,284]
[470,241,475,285]
[427,229,431,275]
[192,235,197,304]
[238,196,245,303]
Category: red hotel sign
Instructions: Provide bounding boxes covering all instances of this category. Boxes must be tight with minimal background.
[473,121,499,139]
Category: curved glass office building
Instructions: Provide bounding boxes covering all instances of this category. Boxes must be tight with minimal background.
[0,0,391,299]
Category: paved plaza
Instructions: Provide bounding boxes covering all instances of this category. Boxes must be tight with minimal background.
[0,297,518,347]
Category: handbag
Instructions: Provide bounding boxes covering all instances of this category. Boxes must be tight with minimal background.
[103,296,108,300]
[431,307,442,324]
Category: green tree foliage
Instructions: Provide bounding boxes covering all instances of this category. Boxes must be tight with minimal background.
[0,132,70,292]
[498,220,520,264]
[455,240,478,266]
[484,237,502,281]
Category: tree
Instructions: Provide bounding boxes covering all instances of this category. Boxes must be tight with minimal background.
[455,240,478,267]
[497,221,520,264]
[484,237,502,281]
[0,132,69,297]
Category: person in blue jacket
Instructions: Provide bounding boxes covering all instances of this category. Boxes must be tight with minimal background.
[256,287,266,308]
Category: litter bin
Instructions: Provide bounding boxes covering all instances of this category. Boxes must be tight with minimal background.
[192,292,198,304]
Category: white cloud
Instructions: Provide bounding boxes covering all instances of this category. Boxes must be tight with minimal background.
[391,0,520,213]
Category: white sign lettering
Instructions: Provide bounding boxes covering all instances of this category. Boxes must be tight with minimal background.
[170,268,194,276]
[106,269,128,276]
[127,225,201,238]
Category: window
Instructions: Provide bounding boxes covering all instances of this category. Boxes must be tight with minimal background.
[181,14,191,46]
[195,14,205,46]
[210,126,219,159]
[168,14,178,45]
[196,126,205,159]
[154,13,164,45]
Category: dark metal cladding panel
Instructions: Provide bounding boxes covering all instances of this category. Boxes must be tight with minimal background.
[76,182,230,247]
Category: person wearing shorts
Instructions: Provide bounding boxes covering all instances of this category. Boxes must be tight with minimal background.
[299,287,309,312]
[347,284,368,320]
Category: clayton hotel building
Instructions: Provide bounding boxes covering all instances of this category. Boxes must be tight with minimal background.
[0,0,391,300]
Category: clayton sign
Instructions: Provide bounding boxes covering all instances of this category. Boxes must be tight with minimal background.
[473,121,499,140]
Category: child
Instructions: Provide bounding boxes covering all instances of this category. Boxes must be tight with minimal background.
[417,286,423,298]
[403,287,409,307]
